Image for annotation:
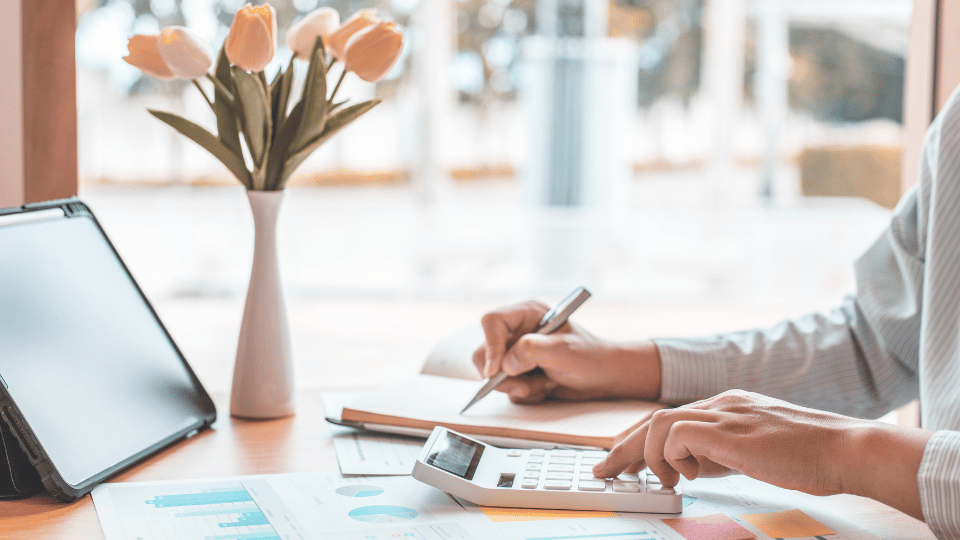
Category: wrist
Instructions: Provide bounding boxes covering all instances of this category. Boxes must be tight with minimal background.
[840,421,932,520]
[608,340,661,401]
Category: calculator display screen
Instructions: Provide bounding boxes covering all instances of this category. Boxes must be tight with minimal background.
[424,430,484,480]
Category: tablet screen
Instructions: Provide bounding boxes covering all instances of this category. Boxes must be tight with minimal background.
[0,212,214,488]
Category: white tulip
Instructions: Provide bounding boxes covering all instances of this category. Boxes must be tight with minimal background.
[286,7,341,59]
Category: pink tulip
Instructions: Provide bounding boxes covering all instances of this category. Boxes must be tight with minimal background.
[343,21,404,83]
[326,9,379,60]
[225,3,277,72]
[123,34,175,80]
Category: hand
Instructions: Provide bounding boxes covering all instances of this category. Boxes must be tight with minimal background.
[471,299,661,403]
[592,389,933,520]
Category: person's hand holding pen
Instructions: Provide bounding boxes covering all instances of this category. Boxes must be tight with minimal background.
[471,294,663,404]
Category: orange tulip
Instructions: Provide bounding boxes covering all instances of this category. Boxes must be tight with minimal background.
[286,6,340,59]
[326,9,379,60]
[225,3,277,72]
[123,34,175,80]
[157,27,214,79]
[343,21,404,83]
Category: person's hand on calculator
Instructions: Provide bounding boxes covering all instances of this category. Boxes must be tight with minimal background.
[472,299,662,403]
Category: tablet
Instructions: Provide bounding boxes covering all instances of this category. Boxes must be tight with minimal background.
[0,199,216,501]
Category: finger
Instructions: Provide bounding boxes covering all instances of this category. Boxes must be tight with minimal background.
[662,421,706,481]
[492,375,558,403]
[644,408,719,488]
[593,421,650,478]
[480,301,548,378]
[502,333,557,376]
[472,344,487,375]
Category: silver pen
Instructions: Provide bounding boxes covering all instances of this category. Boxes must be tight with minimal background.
[460,286,592,414]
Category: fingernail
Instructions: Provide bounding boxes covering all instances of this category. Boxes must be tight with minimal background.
[505,355,521,373]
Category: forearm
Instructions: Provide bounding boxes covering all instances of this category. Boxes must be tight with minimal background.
[841,422,933,521]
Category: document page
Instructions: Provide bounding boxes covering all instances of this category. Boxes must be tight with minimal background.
[452,474,883,540]
[92,472,498,540]
[325,391,425,475]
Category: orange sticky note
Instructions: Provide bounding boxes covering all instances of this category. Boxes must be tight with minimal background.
[479,506,615,522]
[738,509,835,538]
[662,513,757,540]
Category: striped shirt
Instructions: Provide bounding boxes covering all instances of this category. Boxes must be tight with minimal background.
[654,85,960,538]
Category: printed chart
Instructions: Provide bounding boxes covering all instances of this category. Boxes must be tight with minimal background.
[93,473,496,540]
[93,479,307,540]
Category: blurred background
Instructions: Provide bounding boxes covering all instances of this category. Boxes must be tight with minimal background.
[73,0,907,396]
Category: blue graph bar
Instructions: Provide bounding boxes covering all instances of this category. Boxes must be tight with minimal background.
[218,512,270,528]
[175,506,260,518]
[204,533,280,540]
[527,533,652,540]
[145,491,253,508]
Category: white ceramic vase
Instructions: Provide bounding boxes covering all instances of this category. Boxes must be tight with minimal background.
[230,190,295,419]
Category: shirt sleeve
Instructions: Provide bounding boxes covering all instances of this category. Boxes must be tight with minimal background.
[654,190,923,419]
[919,431,960,539]
[654,104,931,422]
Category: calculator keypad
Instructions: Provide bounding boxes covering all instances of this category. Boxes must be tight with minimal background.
[504,448,674,495]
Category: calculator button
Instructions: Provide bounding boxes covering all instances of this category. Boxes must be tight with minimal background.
[612,480,641,493]
[650,487,676,495]
[579,457,603,466]
[646,477,661,486]
[577,481,606,492]
[506,450,523,457]
[617,473,640,482]
[527,456,544,463]
[545,472,573,480]
[520,479,538,489]
[551,450,577,458]
[544,480,572,490]
[525,463,542,471]
[549,457,576,465]
[579,473,606,481]
[523,471,540,479]
[529,449,546,456]
[546,464,574,472]
[582,451,608,458]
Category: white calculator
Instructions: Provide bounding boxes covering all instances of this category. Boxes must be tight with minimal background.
[412,426,682,513]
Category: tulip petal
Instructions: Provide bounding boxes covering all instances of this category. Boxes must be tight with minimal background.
[225,4,277,72]
[124,34,175,80]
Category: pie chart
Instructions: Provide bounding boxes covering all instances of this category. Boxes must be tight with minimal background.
[347,505,418,523]
[335,485,385,498]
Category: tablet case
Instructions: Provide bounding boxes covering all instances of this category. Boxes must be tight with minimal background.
[0,198,217,501]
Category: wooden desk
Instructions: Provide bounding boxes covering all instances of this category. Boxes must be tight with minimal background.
[0,389,337,539]
[0,389,937,540]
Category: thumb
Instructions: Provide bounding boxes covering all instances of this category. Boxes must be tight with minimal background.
[502,333,559,375]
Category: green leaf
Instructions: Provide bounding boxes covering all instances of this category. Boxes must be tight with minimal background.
[328,99,349,115]
[213,46,243,162]
[232,67,272,174]
[270,55,296,132]
[149,109,252,189]
[279,99,380,188]
[264,100,304,190]
[290,36,329,152]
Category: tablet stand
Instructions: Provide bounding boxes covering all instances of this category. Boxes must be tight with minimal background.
[0,420,41,499]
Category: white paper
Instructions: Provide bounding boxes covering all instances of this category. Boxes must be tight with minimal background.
[324,390,427,475]
[331,429,424,476]
[91,472,499,540]
[450,474,884,540]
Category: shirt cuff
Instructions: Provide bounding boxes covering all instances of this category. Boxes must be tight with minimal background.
[918,430,960,539]
[653,337,730,405]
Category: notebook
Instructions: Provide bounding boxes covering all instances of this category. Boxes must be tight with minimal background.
[339,323,664,449]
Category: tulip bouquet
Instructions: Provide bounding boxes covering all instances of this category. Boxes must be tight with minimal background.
[124,4,404,191]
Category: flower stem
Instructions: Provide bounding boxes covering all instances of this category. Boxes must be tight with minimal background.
[329,67,348,103]
[192,79,214,110]
[205,73,236,104]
